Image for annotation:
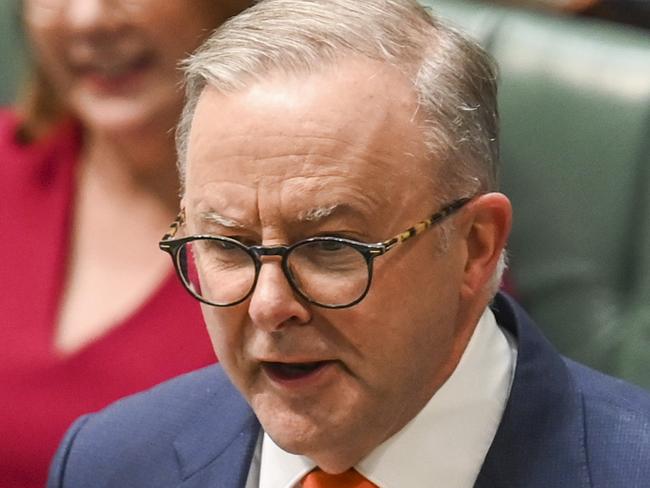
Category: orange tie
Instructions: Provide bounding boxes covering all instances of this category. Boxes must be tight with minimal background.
[301,468,378,488]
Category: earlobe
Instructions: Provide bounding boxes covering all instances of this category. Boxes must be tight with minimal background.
[459,192,512,299]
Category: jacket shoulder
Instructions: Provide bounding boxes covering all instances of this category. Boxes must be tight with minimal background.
[567,359,650,485]
[48,365,250,488]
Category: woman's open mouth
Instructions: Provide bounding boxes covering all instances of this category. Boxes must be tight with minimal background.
[71,52,155,92]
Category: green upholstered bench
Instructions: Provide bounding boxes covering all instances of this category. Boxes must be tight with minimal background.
[0,0,26,105]
[421,0,650,388]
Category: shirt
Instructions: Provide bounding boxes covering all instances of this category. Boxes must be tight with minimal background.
[246,307,517,488]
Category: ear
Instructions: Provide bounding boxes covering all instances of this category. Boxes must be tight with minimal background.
[457,192,512,299]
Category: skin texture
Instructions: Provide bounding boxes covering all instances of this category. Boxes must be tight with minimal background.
[184,58,512,472]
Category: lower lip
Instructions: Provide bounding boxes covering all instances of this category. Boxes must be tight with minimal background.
[83,71,144,95]
[262,361,337,390]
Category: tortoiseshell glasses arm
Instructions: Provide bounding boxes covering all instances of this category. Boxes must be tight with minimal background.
[378,197,473,252]
[160,209,186,243]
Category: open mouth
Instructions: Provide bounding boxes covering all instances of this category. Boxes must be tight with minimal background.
[262,361,333,381]
[71,52,155,84]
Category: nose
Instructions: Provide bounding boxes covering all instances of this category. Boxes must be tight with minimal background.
[63,0,122,32]
[247,259,312,332]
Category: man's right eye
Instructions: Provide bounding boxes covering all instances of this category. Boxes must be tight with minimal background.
[196,238,240,252]
[313,240,347,252]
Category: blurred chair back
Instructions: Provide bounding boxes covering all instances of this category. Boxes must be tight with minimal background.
[0,0,26,105]
[422,0,650,387]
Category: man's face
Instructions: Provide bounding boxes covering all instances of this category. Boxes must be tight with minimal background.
[184,59,473,470]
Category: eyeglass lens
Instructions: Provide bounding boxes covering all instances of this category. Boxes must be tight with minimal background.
[176,238,371,307]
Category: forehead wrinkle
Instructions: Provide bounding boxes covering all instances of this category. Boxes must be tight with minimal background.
[205,132,368,152]
[200,151,402,178]
[287,171,388,200]
[193,126,416,174]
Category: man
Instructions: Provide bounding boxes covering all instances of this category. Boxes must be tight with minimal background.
[47,0,650,487]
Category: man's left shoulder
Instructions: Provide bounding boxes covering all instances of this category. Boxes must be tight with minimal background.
[567,359,650,479]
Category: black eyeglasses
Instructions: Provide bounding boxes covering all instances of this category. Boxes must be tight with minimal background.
[159,197,473,309]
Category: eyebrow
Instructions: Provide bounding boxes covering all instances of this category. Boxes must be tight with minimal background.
[198,211,248,230]
[297,204,341,223]
[198,202,366,231]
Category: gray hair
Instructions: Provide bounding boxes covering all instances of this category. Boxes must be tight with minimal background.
[177,0,505,291]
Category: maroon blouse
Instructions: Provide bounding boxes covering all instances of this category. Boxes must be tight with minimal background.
[0,110,217,488]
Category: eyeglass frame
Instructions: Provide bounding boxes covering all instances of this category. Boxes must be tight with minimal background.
[159,196,474,309]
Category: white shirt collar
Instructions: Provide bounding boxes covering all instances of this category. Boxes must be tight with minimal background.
[252,307,517,488]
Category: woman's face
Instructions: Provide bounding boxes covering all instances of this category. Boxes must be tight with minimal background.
[24,0,243,136]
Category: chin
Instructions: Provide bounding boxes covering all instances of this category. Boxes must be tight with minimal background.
[255,399,326,452]
[268,427,342,467]
[257,401,364,466]
[268,424,366,474]
[73,91,178,136]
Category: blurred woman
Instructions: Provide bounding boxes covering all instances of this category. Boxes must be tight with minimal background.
[0,2,252,487]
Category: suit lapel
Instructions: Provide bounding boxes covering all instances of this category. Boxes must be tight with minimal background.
[475,294,591,488]
[173,368,261,488]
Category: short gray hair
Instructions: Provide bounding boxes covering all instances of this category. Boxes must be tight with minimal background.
[176,0,505,290]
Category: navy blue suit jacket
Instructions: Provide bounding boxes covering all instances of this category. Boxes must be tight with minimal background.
[48,294,650,487]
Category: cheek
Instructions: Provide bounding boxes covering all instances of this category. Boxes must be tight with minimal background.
[26,25,66,80]
[358,304,456,409]
[23,3,58,33]
[350,265,460,377]
[201,304,248,363]
[147,9,217,64]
